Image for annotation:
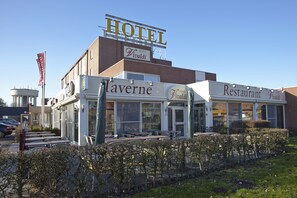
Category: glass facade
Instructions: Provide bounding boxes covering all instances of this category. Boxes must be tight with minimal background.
[117,102,140,133]
[194,104,205,132]
[212,102,227,128]
[88,101,161,136]
[241,103,253,121]
[106,102,114,135]
[212,101,283,129]
[88,101,115,136]
[228,103,242,126]
[142,103,161,132]
[268,105,277,128]
[257,103,267,120]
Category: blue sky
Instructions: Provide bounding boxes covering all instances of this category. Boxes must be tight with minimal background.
[1,0,296,106]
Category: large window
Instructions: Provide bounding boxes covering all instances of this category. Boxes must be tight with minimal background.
[228,103,241,122]
[117,102,140,133]
[142,103,161,132]
[212,102,227,128]
[257,103,267,120]
[88,101,96,136]
[106,102,114,135]
[241,103,253,121]
[268,105,277,128]
[194,104,205,132]
[277,106,284,128]
[88,101,114,135]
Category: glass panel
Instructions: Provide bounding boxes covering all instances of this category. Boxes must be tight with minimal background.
[175,109,184,122]
[142,103,161,132]
[144,74,160,82]
[277,106,284,128]
[176,124,184,136]
[117,102,140,133]
[88,101,97,136]
[74,108,78,142]
[66,104,74,142]
[242,103,253,121]
[168,108,172,131]
[106,102,114,135]
[127,73,144,80]
[267,105,276,128]
[228,103,242,128]
[194,104,205,132]
[257,103,266,120]
[212,102,227,128]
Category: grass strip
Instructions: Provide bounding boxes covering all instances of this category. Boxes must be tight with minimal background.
[132,137,297,198]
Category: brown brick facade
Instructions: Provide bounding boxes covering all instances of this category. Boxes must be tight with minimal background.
[284,87,297,129]
[62,36,216,87]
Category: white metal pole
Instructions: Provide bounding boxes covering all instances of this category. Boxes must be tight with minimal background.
[41,51,46,128]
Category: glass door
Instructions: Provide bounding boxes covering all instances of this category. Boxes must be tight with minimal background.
[168,107,185,136]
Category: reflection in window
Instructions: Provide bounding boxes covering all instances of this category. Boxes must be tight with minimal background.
[127,73,144,80]
[242,103,253,121]
[106,102,114,135]
[212,102,227,128]
[142,103,161,132]
[268,105,277,128]
[117,102,140,133]
[88,101,96,136]
[277,106,284,128]
[228,103,241,121]
[257,103,267,120]
[88,101,114,136]
[194,104,205,132]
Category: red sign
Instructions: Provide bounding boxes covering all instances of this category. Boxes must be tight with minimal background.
[36,52,45,86]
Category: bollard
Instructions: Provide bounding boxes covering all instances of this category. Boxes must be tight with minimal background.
[19,131,25,151]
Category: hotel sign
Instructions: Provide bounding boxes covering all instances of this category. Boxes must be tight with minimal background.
[124,46,150,61]
[105,14,167,48]
[168,85,187,101]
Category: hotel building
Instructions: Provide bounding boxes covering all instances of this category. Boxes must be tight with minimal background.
[51,15,286,145]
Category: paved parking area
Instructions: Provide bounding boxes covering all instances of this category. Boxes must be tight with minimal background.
[0,133,16,152]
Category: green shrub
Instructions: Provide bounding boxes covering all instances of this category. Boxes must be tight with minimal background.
[51,128,61,136]
[288,127,297,136]
[248,120,270,128]
[0,130,289,197]
[31,128,42,132]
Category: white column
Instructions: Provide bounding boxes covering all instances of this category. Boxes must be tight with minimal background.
[20,96,22,107]
[12,96,16,107]
[61,109,66,138]
[34,97,37,106]
[17,96,20,107]
[162,101,169,131]
[205,100,213,129]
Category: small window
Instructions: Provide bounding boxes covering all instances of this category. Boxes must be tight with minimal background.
[127,73,144,80]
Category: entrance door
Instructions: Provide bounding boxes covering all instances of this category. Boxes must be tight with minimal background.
[168,107,185,136]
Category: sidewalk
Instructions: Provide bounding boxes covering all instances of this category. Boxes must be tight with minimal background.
[0,133,19,153]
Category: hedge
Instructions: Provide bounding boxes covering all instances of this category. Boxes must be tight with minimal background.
[0,129,289,197]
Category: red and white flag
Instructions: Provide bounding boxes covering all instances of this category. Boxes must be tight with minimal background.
[36,52,45,86]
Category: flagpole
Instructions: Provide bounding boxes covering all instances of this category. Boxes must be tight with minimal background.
[41,51,46,128]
